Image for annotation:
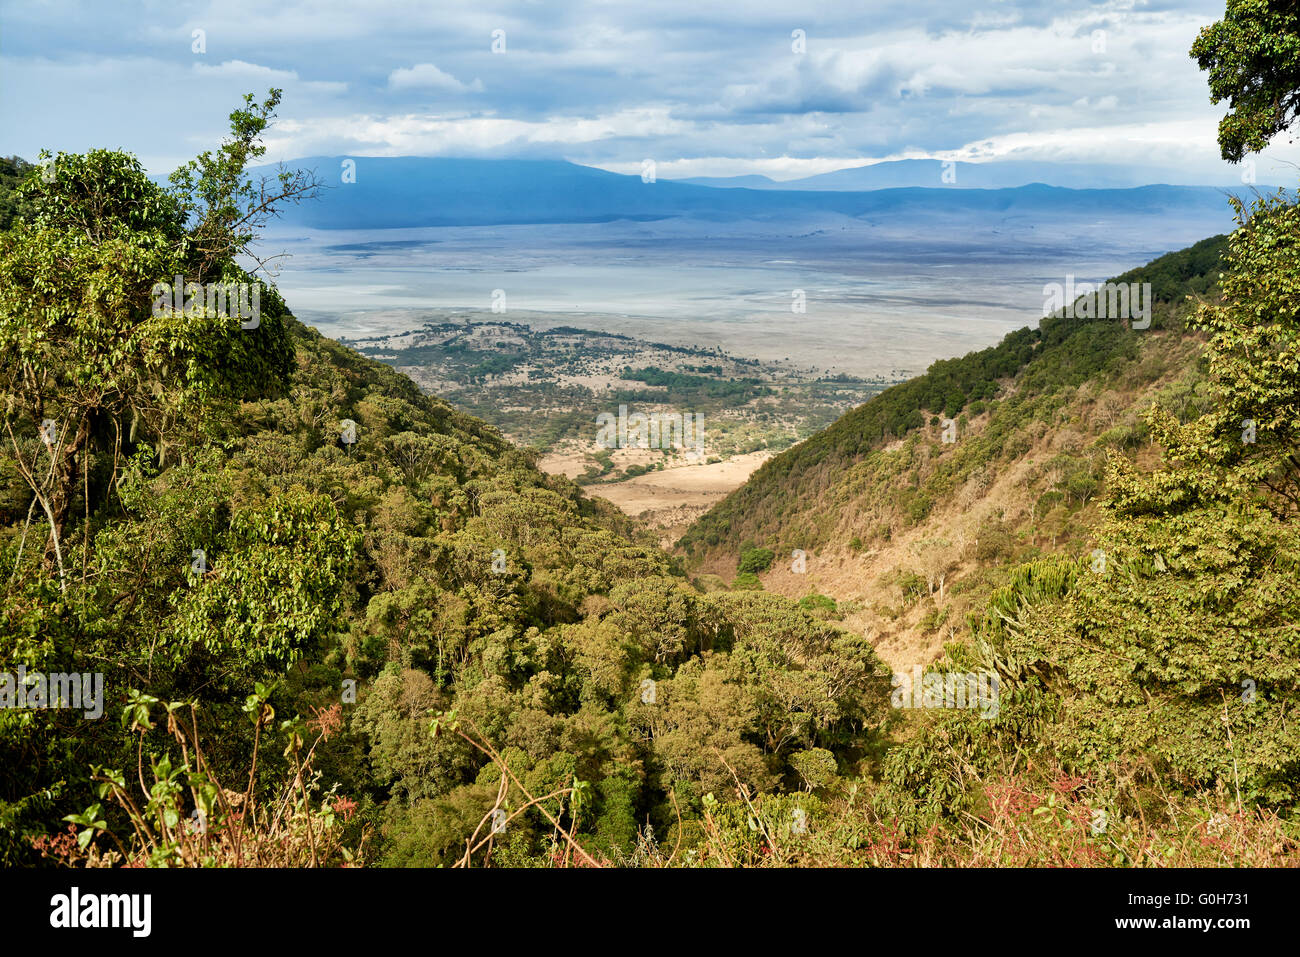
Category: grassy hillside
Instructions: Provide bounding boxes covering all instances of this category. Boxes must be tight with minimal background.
[679,235,1232,668]
[680,235,1228,562]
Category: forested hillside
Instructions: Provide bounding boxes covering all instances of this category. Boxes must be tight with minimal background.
[0,99,893,867]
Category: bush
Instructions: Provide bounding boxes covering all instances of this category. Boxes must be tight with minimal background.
[797,593,839,619]
[790,748,838,791]
[738,545,775,574]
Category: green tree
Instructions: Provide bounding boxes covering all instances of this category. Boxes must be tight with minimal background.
[977,193,1300,807]
[738,545,774,574]
[0,92,311,585]
[1192,0,1300,161]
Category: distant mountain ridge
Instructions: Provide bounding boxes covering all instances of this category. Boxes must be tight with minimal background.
[254,156,1248,230]
[678,157,1268,191]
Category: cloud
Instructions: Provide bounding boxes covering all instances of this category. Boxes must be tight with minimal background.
[262,106,692,157]
[4,0,1297,184]
[192,58,348,94]
[387,63,482,93]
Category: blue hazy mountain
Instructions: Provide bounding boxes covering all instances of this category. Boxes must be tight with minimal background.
[679,158,1257,191]
[677,173,785,190]
[261,156,1242,230]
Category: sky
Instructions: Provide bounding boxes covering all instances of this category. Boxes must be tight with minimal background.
[1,0,1294,184]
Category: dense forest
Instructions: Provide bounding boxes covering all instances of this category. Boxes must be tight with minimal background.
[2,0,1299,867]
[0,100,895,866]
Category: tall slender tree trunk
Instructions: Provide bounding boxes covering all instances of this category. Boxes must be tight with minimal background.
[44,415,90,567]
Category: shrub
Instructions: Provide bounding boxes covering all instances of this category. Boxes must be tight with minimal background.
[738,545,775,574]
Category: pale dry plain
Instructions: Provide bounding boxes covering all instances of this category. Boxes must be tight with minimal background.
[539,448,773,546]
